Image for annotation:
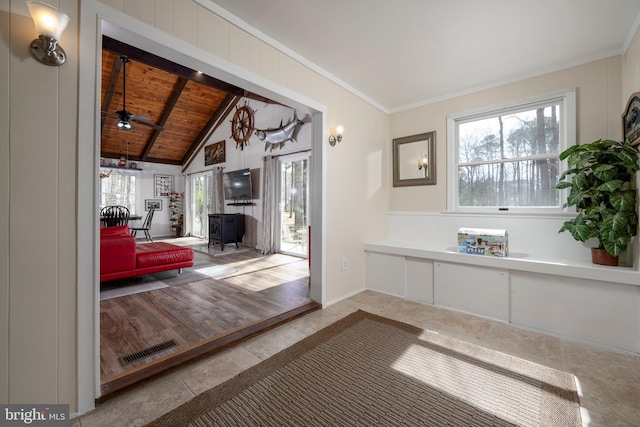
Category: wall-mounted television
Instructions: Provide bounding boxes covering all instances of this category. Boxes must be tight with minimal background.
[223,168,253,201]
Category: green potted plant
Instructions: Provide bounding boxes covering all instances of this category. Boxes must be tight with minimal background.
[555,139,640,265]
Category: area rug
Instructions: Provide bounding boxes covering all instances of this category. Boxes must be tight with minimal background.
[146,310,581,426]
[99,251,239,301]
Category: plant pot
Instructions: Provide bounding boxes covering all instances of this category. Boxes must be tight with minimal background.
[591,248,618,266]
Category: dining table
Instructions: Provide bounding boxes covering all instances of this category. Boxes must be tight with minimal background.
[99,215,142,221]
[100,215,142,227]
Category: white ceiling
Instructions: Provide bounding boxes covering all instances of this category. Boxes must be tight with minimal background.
[201,0,640,113]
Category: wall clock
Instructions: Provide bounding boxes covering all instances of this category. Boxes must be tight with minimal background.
[231,102,254,150]
[622,92,640,146]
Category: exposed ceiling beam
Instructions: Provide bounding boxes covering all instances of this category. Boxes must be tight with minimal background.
[100,58,122,131]
[140,77,188,161]
[102,36,245,97]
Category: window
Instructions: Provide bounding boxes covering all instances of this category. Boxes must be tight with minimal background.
[99,170,139,215]
[447,90,575,213]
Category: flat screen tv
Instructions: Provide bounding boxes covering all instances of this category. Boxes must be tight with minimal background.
[223,168,252,201]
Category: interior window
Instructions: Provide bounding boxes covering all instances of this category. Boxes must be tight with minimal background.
[447,90,575,213]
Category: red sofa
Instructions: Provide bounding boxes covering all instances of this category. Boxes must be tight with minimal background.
[100,225,194,282]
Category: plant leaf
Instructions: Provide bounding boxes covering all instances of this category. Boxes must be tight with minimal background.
[597,180,623,192]
[610,191,637,212]
[558,144,581,161]
[555,181,572,190]
[603,236,630,257]
[570,224,594,242]
[593,164,616,181]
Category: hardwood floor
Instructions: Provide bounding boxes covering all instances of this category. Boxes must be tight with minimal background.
[99,245,319,397]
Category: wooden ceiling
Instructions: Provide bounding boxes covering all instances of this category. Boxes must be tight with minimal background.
[100,37,247,166]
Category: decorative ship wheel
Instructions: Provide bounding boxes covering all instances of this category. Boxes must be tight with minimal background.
[231,102,254,150]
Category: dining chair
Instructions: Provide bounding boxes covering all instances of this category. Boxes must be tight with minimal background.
[100,205,130,227]
[130,208,155,241]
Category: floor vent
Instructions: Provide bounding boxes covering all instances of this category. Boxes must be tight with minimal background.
[118,339,178,366]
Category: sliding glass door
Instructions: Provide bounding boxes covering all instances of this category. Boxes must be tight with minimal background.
[190,171,212,238]
[279,154,309,257]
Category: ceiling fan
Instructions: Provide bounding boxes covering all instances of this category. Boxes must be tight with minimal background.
[113,55,164,131]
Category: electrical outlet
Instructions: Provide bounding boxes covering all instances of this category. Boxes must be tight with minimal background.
[341,258,347,271]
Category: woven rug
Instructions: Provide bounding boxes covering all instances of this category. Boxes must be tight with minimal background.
[147,310,581,426]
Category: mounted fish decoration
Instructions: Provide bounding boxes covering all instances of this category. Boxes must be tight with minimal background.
[255,110,304,151]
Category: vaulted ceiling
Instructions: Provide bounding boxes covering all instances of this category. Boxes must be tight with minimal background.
[100,36,275,167]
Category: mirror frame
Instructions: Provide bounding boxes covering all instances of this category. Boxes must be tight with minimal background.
[392,131,436,187]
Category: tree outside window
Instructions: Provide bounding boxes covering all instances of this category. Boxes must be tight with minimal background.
[99,172,138,215]
[450,90,575,213]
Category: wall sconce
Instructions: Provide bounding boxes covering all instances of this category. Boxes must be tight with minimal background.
[329,126,345,146]
[418,155,428,177]
[27,1,69,66]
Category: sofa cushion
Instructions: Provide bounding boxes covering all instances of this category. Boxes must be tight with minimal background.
[136,242,194,268]
[101,225,130,238]
[100,233,136,274]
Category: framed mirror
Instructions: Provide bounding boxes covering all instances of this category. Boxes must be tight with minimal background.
[393,131,436,187]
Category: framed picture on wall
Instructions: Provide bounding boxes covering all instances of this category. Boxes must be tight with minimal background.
[622,92,640,146]
[145,199,162,211]
[154,174,174,197]
[204,140,226,166]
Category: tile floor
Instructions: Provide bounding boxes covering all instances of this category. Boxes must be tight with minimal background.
[74,290,640,426]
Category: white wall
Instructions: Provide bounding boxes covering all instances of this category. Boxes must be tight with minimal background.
[2,0,79,409]
[384,211,589,263]
[390,56,623,213]
[386,55,633,266]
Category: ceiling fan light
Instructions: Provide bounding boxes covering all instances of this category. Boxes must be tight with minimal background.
[117,120,132,130]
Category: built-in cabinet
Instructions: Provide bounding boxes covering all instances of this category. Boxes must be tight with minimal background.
[365,250,640,353]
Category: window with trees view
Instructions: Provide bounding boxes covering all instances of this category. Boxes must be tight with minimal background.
[448,90,575,213]
[99,171,139,215]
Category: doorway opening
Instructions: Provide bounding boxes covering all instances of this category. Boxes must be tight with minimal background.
[279,153,310,257]
[80,19,326,410]
[190,171,213,238]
